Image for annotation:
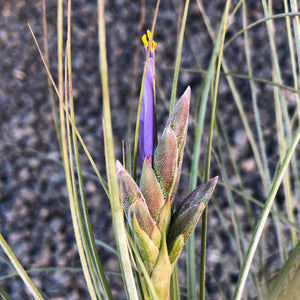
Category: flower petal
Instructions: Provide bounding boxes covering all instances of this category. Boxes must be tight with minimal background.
[139,48,155,164]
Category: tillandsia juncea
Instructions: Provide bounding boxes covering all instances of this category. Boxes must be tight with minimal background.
[116,32,218,300]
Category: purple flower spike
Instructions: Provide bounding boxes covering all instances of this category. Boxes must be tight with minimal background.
[139,30,157,164]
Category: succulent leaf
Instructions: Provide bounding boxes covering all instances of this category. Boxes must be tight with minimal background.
[157,196,171,234]
[153,126,178,200]
[168,234,184,265]
[151,233,171,300]
[140,157,164,222]
[167,87,191,204]
[116,160,145,214]
[168,177,218,247]
[167,86,190,153]
[168,205,205,246]
[176,176,218,216]
[151,224,162,249]
[132,214,159,274]
[128,200,156,237]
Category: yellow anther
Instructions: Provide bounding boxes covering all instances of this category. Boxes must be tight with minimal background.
[151,40,157,51]
[142,34,148,47]
[147,30,152,39]
[141,30,157,51]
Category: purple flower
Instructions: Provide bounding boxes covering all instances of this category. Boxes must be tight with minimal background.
[139,30,156,164]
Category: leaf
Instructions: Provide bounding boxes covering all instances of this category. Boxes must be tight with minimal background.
[132,214,159,274]
[153,126,178,200]
[116,160,145,214]
[168,234,184,265]
[140,157,164,222]
[128,200,156,237]
[151,233,171,300]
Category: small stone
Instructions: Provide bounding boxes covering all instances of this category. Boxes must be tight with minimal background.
[241,158,256,172]
[234,129,247,148]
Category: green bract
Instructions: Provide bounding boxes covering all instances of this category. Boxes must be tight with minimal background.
[116,87,218,299]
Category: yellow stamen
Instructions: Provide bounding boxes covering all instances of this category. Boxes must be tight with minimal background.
[146,30,152,39]
[142,34,148,47]
[141,30,157,51]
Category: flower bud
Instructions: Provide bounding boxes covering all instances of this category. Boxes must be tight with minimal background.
[139,30,157,164]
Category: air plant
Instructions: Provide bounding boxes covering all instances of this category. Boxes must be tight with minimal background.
[116,32,218,299]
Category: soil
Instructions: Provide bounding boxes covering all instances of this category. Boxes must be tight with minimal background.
[0,0,297,299]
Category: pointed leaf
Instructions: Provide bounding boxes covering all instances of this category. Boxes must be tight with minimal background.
[151,224,161,249]
[128,200,156,237]
[133,213,159,274]
[157,196,171,234]
[166,87,191,204]
[151,233,171,300]
[169,205,205,245]
[167,86,190,152]
[176,177,218,216]
[168,177,218,246]
[116,160,145,214]
[153,126,178,199]
[140,157,164,221]
[168,234,184,265]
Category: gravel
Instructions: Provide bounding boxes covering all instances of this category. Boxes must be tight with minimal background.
[0,0,296,299]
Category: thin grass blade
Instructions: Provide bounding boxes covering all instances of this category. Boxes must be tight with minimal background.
[0,234,44,300]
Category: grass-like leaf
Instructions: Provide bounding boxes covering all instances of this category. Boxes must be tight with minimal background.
[266,239,300,299]
[0,234,44,300]
[233,124,300,299]
[98,1,139,299]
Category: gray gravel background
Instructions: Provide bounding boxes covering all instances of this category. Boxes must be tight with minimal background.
[0,0,296,299]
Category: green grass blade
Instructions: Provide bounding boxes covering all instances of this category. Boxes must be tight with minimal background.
[287,0,300,224]
[221,183,300,232]
[0,286,13,300]
[169,0,190,113]
[232,124,300,300]
[66,2,112,298]
[0,234,44,300]
[289,0,300,76]
[186,5,226,298]
[200,3,231,300]
[42,0,62,155]
[224,12,300,50]
[266,239,300,300]
[216,113,254,227]
[177,67,300,95]
[262,0,297,248]
[63,52,98,300]
[242,1,270,185]
[98,1,139,299]
[28,24,109,198]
